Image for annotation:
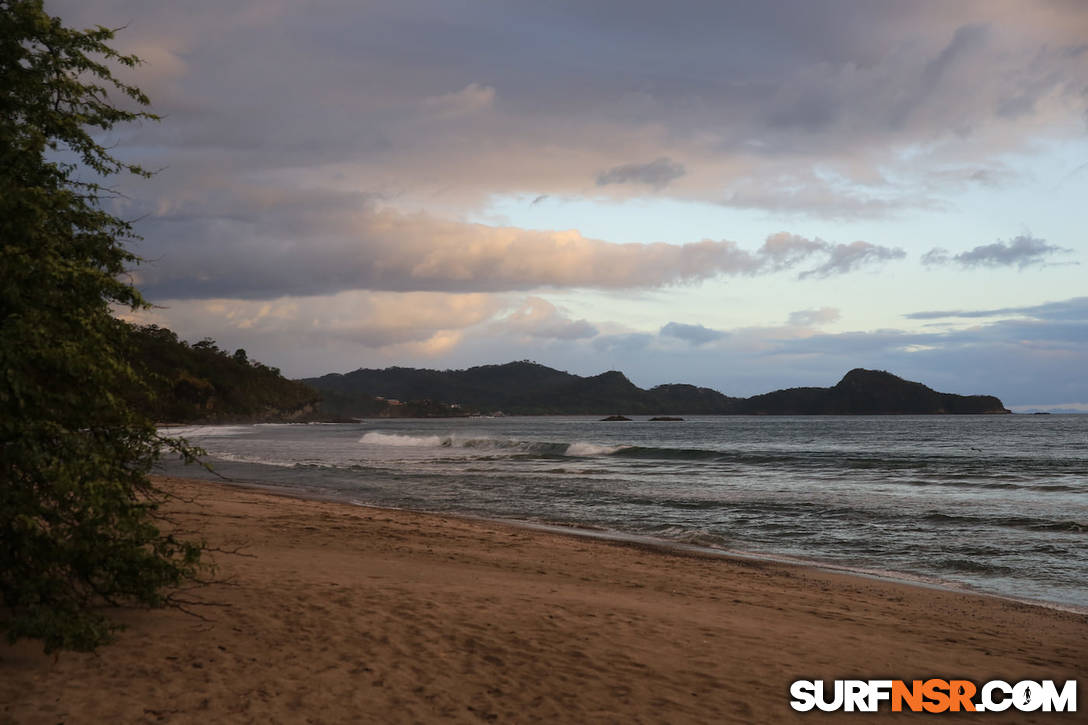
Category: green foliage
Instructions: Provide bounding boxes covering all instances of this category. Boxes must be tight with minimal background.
[128,324,320,423]
[1,0,205,652]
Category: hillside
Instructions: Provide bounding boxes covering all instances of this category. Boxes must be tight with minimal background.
[737,369,1009,415]
[303,364,1008,416]
[125,332,1009,420]
[129,325,321,423]
[305,362,736,415]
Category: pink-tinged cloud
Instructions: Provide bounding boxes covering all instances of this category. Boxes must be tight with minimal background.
[492,298,598,340]
[131,186,907,299]
[127,291,504,349]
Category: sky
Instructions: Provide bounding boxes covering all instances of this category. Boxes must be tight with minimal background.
[54,0,1088,410]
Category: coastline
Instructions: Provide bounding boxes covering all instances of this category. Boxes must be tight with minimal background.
[3,475,1084,723]
[226,472,1088,616]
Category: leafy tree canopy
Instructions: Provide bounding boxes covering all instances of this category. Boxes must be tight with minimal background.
[1,0,204,652]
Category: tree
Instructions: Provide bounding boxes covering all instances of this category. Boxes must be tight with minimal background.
[1,0,204,652]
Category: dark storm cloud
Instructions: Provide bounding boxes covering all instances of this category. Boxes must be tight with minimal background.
[922,235,1074,269]
[596,158,686,189]
[52,0,1088,219]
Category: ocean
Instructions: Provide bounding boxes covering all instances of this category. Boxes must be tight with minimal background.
[160,415,1088,610]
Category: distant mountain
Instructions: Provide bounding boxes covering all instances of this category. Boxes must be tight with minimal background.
[304,361,731,415]
[302,363,1009,416]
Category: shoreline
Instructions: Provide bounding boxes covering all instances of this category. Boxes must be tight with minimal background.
[504,518,1088,616]
[4,475,1084,723]
[187,471,1088,616]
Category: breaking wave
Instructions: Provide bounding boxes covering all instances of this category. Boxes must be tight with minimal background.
[159,425,254,438]
[359,432,448,447]
[358,431,624,457]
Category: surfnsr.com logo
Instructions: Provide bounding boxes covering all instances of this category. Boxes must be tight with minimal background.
[790,679,1077,713]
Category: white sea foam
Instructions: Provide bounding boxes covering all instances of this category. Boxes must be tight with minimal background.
[159,425,254,438]
[359,432,447,447]
[565,442,623,457]
[358,433,622,457]
[212,452,299,468]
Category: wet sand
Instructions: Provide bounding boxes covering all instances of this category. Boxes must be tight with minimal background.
[2,476,1084,723]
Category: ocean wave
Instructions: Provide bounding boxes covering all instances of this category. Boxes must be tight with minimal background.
[646,525,730,548]
[934,558,1015,575]
[356,435,753,463]
[358,431,624,457]
[359,432,448,447]
[159,425,254,438]
[210,452,300,468]
[353,434,1088,484]
[565,442,624,457]
[921,511,1086,533]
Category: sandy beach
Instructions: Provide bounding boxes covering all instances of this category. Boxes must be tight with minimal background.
[2,476,1084,724]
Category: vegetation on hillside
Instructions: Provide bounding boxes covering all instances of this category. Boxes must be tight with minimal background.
[304,362,717,415]
[305,363,1009,416]
[129,325,319,423]
[738,368,1009,415]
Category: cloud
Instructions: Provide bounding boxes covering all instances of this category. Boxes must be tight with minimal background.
[787,307,841,326]
[799,241,907,278]
[758,233,906,278]
[922,24,989,88]
[493,297,598,340]
[596,157,686,189]
[758,233,830,270]
[130,187,907,300]
[592,333,655,354]
[659,322,727,345]
[922,235,1074,269]
[719,175,918,219]
[422,82,496,118]
[920,248,952,266]
[906,296,1088,321]
[479,295,1088,405]
[769,310,1088,358]
[125,289,1088,407]
[25,0,1079,413]
[125,291,504,349]
[47,0,1088,222]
